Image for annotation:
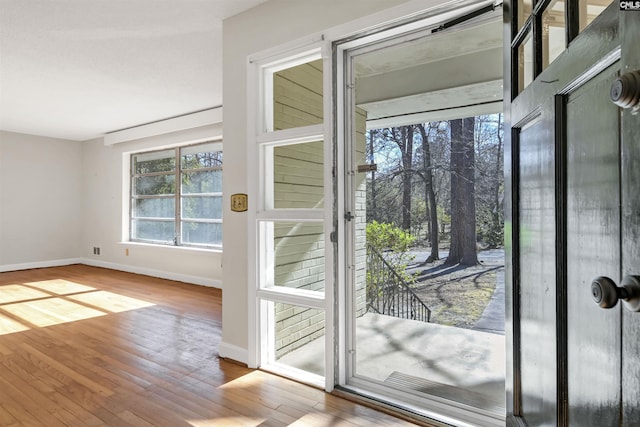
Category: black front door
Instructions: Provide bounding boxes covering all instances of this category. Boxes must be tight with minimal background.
[506,3,640,426]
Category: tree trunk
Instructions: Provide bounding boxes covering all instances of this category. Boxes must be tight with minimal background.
[447,117,477,266]
[399,126,413,231]
[416,124,439,262]
[460,116,478,266]
[446,119,463,265]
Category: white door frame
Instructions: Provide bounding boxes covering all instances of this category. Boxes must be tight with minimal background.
[244,0,501,406]
[246,38,336,390]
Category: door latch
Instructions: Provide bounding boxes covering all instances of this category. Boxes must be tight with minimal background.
[344,211,354,221]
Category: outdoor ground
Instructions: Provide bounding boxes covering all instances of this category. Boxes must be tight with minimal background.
[407,248,504,330]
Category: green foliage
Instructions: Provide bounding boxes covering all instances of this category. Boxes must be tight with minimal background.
[366,221,416,288]
[437,205,450,225]
[409,200,427,238]
[366,220,416,253]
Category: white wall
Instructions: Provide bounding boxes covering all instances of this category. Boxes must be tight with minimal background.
[221,0,414,362]
[81,124,224,287]
[0,131,83,269]
[0,126,224,286]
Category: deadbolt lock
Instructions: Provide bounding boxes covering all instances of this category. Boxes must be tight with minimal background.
[610,70,640,110]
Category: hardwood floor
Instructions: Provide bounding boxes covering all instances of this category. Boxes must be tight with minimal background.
[0,265,419,426]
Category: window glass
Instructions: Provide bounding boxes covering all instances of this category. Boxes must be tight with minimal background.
[542,0,567,69]
[517,0,534,32]
[132,175,176,196]
[181,196,222,220]
[130,142,222,248]
[182,170,222,194]
[272,59,323,131]
[578,0,614,31]
[131,220,175,243]
[273,140,324,209]
[517,30,534,95]
[181,222,222,246]
[132,198,175,218]
[181,142,223,169]
[272,302,325,377]
[274,222,325,292]
[132,149,175,174]
[260,221,325,293]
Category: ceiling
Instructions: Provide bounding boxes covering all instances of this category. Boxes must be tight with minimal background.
[354,12,503,128]
[0,0,267,141]
[353,16,502,80]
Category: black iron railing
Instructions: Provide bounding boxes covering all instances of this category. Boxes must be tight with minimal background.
[366,244,431,322]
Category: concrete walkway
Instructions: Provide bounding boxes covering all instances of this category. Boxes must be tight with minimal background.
[474,266,505,334]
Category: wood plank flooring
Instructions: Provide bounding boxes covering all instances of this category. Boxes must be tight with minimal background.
[0,265,420,426]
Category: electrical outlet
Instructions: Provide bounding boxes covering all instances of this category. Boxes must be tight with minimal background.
[93,247,101,256]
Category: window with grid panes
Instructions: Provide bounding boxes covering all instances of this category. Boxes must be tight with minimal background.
[130,141,223,248]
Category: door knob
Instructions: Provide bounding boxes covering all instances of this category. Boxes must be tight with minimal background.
[610,70,640,109]
[591,275,640,312]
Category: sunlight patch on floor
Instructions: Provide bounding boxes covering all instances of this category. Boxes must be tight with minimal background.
[0,284,51,304]
[70,291,155,313]
[0,311,30,334]
[24,279,96,295]
[217,370,263,390]
[1,298,107,327]
[0,279,156,334]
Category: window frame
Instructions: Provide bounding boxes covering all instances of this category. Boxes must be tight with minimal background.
[510,0,614,98]
[129,141,223,249]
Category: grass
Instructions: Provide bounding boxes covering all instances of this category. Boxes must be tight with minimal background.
[416,269,497,328]
[409,253,503,329]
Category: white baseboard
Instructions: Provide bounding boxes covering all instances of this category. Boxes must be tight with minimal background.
[80,258,221,288]
[0,258,83,273]
[218,341,248,365]
[0,257,221,289]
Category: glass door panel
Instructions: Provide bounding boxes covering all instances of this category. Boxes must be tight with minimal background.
[272,59,323,131]
[578,0,614,31]
[265,300,325,377]
[343,15,506,425]
[272,140,325,209]
[260,221,325,293]
[542,0,567,69]
[517,29,534,95]
[517,0,534,31]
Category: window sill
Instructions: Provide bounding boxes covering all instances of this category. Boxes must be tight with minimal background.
[119,241,222,254]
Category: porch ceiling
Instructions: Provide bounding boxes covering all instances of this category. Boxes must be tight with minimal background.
[355,13,503,127]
